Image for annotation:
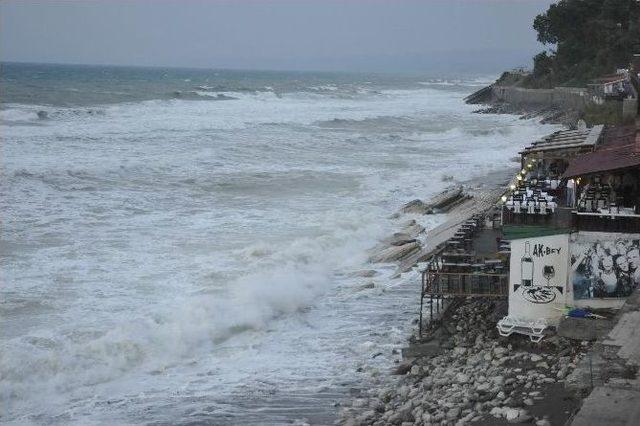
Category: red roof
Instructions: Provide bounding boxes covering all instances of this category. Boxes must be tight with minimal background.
[563,138,640,178]
[601,125,637,146]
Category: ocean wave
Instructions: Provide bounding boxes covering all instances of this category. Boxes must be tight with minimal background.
[194,84,265,93]
[0,209,381,410]
[314,115,408,129]
[417,77,496,89]
[307,84,339,92]
[170,90,238,101]
[10,167,119,194]
[0,105,108,125]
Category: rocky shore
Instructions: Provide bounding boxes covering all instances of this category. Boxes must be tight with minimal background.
[473,104,579,127]
[336,167,596,426]
[337,298,589,426]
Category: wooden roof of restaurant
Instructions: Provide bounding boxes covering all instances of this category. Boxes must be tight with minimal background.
[520,125,604,155]
[563,126,640,178]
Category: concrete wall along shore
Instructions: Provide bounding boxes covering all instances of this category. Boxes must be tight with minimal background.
[492,86,589,112]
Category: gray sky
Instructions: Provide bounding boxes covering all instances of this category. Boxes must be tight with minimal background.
[0,0,554,72]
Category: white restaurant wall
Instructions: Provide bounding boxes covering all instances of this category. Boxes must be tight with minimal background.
[508,234,571,325]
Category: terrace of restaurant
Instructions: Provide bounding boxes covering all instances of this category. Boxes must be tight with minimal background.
[501,125,604,228]
[563,125,640,233]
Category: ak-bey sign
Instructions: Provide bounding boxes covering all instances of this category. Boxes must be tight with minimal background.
[508,234,570,324]
[532,244,562,257]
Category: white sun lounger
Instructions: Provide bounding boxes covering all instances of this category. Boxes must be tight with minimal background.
[497,316,548,343]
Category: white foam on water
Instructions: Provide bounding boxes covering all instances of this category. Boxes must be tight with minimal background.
[0,81,562,424]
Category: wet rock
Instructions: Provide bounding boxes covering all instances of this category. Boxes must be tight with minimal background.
[350,269,378,278]
[504,408,521,421]
[401,199,432,215]
[494,347,508,358]
[341,416,357,426]
[394,361,413,375]
[456,373,470,384]
[509,410,532,424]
[369,241,420,263]
[490,406,507,418]
[447,407,461,420]
[357,410,375,422]
[400,385,413,400]
[401,223,425,238]
[359,282,375,290]
[476,382,491,393]
[453,347,467,356]
[428,186,465,211]
[352,398,368,408]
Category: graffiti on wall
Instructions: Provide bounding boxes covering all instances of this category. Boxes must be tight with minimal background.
[571,235,640,299]
[514,240,566,304]
[508,234,570,323]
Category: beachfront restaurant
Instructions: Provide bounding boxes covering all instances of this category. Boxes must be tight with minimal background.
[501,125,604,227]
[497,127,640,340]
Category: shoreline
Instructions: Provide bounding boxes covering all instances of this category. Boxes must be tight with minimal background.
[337,296,588,426]
[335,107,595,425]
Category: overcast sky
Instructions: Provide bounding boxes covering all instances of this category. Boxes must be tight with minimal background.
[0,0,554,73]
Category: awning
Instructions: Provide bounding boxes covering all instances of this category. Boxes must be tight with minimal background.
[562,142,640,178]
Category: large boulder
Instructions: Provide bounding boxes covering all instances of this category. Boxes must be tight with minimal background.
[401,223,425,238]
[401,199,432,215]
[380,232,416,247]
[398,186,466,216]
[428,186,464,211]
[369,241,421,263]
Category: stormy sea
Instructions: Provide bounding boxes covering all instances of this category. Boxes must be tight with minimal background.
[0,63,557,425]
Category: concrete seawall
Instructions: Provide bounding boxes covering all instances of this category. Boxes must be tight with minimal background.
[491,85,589,111]
[467,84,637,123]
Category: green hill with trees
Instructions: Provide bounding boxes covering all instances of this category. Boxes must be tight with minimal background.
[528,0,640,88]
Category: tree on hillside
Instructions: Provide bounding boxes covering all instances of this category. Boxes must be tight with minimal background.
[531,0,640,87]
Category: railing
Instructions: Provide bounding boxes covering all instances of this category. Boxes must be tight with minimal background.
[424,271,509,297]
[418,265,508,337]
[502,205,574,228]
[423,271,509,297]
[573,211,640,233]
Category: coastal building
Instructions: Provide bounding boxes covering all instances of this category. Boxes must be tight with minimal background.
[588,67,639,121]
[419,121,640,341]
[589,73,632,101]
[498,124,640,339]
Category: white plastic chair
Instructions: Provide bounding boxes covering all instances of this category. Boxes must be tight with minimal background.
[538,201,547,215]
